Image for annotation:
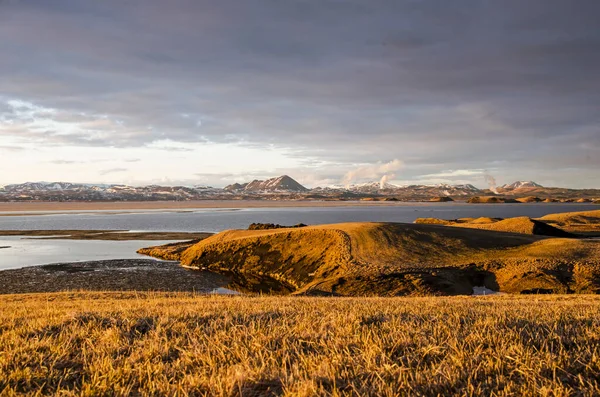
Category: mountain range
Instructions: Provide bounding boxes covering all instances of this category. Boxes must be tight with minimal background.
[0,176,598,202]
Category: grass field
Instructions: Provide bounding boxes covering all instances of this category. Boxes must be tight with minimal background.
[1,292,599,396]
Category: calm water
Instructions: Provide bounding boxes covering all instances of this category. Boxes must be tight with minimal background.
[0,236,178,270]
[0,204,595,233]
[0,203,596,270]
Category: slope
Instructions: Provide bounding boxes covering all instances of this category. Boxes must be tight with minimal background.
[140,222,600,296]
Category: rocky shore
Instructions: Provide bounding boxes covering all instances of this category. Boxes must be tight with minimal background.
[0,259,230,295]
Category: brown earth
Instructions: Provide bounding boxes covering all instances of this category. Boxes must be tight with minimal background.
[139,222,600,296]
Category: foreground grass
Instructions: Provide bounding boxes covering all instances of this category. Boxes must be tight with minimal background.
[1,293,599,396]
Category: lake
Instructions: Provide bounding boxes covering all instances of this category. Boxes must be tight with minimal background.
[0,203,596,270]
[0,203,595,233]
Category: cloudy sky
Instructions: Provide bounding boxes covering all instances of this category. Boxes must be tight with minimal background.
[1,0,599,188]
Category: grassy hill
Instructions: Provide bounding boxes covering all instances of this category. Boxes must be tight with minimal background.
[416,216,574,237]
[539,209,600,236]
[416,209,600,238]
[1,292,599,396]
[140,222,600,296]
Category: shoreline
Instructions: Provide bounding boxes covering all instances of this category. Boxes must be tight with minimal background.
[0,230,212,241]
[0,200,595,217]
[0,259,230,295]
[0,199,477,215]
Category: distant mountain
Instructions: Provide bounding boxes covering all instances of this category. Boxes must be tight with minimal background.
[319,182,480,197]
[0,182,229,202]
[225,175,308,193]
[4,182,91,191]
[500,181,543,190]
[0,177,597,202]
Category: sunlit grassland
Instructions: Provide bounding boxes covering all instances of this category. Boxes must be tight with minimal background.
[1,292,599,396]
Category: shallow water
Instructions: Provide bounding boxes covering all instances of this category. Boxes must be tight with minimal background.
[0,236,178,270]
[0,203,594,233]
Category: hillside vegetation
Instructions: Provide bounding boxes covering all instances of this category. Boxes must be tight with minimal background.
[140,221,600,296]
[1,292,599,396]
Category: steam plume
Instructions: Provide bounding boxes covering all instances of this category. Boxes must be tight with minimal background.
[484,174,498,194]
[380,174,393,189]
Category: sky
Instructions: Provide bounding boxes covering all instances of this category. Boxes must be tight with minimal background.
[0,0,599,189]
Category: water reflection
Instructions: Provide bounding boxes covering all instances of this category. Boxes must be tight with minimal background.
[0,236,180,270]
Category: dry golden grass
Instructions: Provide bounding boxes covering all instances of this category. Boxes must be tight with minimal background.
[516,197,543,203]
[1,292,599,396]
[451,217,574,237]
[539,210,600,235]
[416,216,573,237]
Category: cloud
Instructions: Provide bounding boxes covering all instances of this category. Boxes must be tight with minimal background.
[0,145,25,152]
[342,159,404,186]
[100,168,128,175]
[420,169,485,179]
[47,160,80,165]
[0,1,599,187]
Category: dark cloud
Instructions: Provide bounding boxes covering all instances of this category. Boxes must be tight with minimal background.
[0,0,599,187]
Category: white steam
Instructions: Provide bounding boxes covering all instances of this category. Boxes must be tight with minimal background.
[484,174,498,194]
[380,174,392,189]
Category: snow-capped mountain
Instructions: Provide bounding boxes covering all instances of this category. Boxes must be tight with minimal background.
[323,182,481,196]
[225,175,308,193]
[1,176,595,202]
[500,181,543,190]
[4,182,91,191]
